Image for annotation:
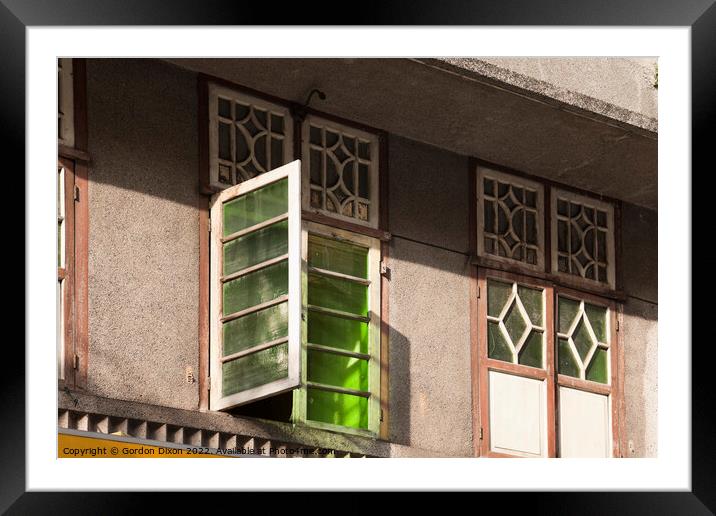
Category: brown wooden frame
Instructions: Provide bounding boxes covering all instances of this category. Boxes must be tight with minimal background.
[553,284,622,458]
[475,268,557,458]
[196,73,391,431]
[58,157,76,385]
[58,58,89,390]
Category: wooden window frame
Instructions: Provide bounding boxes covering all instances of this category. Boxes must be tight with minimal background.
[58,58,89,391]
[470,158,624,458]
[301,114,381,229]
[292,221,382,438]
[198,73,391,438]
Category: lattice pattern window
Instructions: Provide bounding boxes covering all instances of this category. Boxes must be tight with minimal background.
[486,278,545,368]
[302,115,380,228]
[552,190,615,288]
[208,83,293,190]
[477,167,544,269]
[58,58,74,147]
[557,295,610,384]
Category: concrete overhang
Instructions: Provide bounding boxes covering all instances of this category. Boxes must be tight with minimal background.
[165,58,657,209]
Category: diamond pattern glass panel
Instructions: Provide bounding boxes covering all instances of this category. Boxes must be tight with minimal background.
[557,296,610,384]
[486,278,545,368]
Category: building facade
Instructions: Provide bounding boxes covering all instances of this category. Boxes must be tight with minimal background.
[57,57,658,458]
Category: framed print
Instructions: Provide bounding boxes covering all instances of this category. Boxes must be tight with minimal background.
[9,0,711,512]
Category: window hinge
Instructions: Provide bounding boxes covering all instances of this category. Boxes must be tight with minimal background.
[207,218,211,233]
[616,319,620,331]
[479,427,483,440]
[73,185,80,202]
[380,409,384,422]
[477,286,481,299]
[207,377,211,391]
[380,261,390,279]
[73,354,80,370]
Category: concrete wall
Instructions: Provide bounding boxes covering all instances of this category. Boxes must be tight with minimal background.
[86,59,201,410]
[619,203,658,457]
[82,58,658,457]
[387,137,473,455]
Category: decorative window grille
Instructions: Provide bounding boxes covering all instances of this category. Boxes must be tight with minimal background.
[551,190,615,288]
[208,83,293,190]
[58,58,74,147]
[476,167,545,270]
[302,115,380,229]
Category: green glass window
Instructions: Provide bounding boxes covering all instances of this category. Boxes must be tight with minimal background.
[486,278,545,368]
[556,296,610,384]
[211,163,302,412]
[304,232,374,431]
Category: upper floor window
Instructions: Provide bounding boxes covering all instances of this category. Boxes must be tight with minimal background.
[302,115,380,228]
[205,79,382,230]
[551,189,615,288]
[208,83,294,189]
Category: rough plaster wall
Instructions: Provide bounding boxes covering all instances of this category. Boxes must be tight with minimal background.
[86,59,201,410]
[387,136,473,455]
[620,203,658,457]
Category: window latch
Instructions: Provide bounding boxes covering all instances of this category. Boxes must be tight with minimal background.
[380,261,390,279]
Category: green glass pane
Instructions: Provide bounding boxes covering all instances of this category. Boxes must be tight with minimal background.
[488,321,513,362]
[487,279,511,317]
[223,260,287,316]
[223,219,288,276]
[503,302,528,345]
[585,302,608,343]
[517,285,543,326]
[558,338,580,378]
[307,388,368,430]
[308,350,368,392]
[222,343,288,396]
[223,178,288,236]
[573,318,594,361]
[308,273,368,316]
[223,302,288,357]
[307,311,368,354]
[558,296,580,333]
[308,234,368,279]
[586,348,609,384]
[518,330,544,368]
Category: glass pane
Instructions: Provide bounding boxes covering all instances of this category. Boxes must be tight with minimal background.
[308,273,368,316]
[518,330,543,368]
[503,302,527,345]
[308,350,368,392]
[307,311,368,354]
[223,302,288,357]
[223,178,288,236]
[307,388,368,430]
[488,321,513,362]
[308,234,368,279]
[586,348,609,384]
[558,296,580,333]
[222,342,288,396]
[223,260,288,316]
[223,219,288,276]
[517,285,543,326]
[218,122,231,161]
[573,319,594,361]
[487,279,511,317]
[585,303,608,343]
[558,338,580,378]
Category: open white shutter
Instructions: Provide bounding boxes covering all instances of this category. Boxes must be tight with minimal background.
[210,160,302,410]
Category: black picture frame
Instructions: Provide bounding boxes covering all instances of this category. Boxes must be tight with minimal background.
[6,0,712,512]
